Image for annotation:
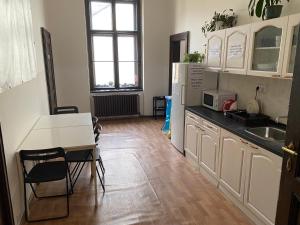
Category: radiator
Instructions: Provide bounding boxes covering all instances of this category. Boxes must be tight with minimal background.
[93,94,140,117]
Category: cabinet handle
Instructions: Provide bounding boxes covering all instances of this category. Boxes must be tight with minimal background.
[189,116,197,120]
[196,126,205,132]
[240,139,248,145]
[223,70,229,73]
[206,125,214,130]
[249,144,259,150]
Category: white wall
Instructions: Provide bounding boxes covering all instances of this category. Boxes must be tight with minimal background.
[43,0,91,113]
[171,0,299,120]
[142,0,174,115]
[0,0,49,224]
[43,0,174,116]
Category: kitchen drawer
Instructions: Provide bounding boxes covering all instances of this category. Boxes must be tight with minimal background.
[203,119,220,135]
[185,111,203,125]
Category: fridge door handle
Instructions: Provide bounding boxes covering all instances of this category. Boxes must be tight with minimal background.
[181,85,185,105]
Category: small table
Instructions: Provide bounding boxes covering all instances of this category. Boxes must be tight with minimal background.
[34,113,93,129]
[19,113,98,206]
[153,96,166,119]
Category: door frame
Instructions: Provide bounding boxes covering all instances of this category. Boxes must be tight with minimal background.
[169,31,189,95]
[275,26,300,224]
[0,125,15,225]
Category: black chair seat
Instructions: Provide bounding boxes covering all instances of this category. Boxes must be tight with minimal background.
[66,149,102,162]
[65,150,90,162]
[25,161,67,183]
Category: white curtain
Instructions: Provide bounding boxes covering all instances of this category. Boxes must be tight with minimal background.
[0,0,37,93]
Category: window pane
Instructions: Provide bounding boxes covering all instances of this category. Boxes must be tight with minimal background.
[119,62,138,88]
[118,36,136,61]
[94,62,115,88]
[91,2,112,30]
[116,3,135,31]
[93,36,113,61]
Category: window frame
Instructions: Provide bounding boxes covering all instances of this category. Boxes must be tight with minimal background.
[85,0,142,92]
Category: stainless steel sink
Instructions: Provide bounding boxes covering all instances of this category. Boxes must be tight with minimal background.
[245,127,286,142]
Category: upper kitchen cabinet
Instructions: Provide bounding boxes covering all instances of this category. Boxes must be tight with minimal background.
[282,13,300,78]
[247,17,288,77]
[206,30,226,70]
[223,25,251,75]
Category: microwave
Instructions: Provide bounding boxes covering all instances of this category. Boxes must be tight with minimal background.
[202,90,236,111]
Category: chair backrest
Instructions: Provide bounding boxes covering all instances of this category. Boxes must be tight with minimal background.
[92,116,98,127]
[19,147,65,163]
[54,106,79,114]
[93,116,102,142]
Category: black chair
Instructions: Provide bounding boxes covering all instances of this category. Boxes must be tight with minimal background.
[54,106,79,114]
[19,148,71,222]
[66,117,105,192]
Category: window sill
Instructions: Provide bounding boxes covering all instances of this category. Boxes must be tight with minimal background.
[91,88,143,94]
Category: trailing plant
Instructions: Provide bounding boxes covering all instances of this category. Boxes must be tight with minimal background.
[201,9,237,37]
[183,52,205,63]
[248,0,289,19]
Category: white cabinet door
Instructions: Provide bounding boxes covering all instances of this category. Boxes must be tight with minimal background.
[184,116,199,160]
[223,25,251,75]
[247,17,288,77]
[282,13,300,78]
[206,30,226,70]
[219,130,247,203]
[244,144,282,225]
[199,128,219,178]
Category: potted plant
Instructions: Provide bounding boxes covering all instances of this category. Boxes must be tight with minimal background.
[201,9,237,37]
[248,0,290,20]
[183,52,205,63]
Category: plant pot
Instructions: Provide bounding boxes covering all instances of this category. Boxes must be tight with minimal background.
[215,21,224,30]
[264,5,283,20]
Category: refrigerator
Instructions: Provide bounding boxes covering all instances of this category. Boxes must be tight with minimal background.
[171,63,218,154]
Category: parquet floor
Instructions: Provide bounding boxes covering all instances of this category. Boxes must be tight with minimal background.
[24,118,253,225]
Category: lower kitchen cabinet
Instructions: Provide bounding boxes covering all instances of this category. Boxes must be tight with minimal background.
[184,111,283,225]
[244,144,282,225]
[184,113,201,166]
[199,128,219,182]
[219,129,247,203]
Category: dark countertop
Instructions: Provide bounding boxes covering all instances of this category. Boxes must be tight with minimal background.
[186,106,284,157]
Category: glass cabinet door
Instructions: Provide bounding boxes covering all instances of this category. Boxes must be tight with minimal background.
[252,26,282,72]
[288,24,299,74]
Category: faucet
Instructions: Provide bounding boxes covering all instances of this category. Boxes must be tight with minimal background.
[275,115,288,124]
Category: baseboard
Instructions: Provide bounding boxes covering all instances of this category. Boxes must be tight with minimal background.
[185,151,199,169]
[99,114,141,120]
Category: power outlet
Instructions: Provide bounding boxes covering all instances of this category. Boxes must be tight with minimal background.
[257,84,266,94]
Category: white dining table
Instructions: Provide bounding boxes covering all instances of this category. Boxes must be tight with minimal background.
[34,113,93,129]
[18,113,98,205]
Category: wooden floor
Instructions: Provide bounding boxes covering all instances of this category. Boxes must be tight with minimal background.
[24,118,253,225]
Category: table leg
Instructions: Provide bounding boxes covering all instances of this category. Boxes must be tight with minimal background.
[92,146,98,206]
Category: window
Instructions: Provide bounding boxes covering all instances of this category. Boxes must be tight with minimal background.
[85,0,142,91]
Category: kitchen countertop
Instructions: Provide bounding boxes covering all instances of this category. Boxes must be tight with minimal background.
[186,106,285,157]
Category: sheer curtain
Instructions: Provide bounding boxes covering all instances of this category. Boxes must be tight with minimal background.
[0,0,37,93]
